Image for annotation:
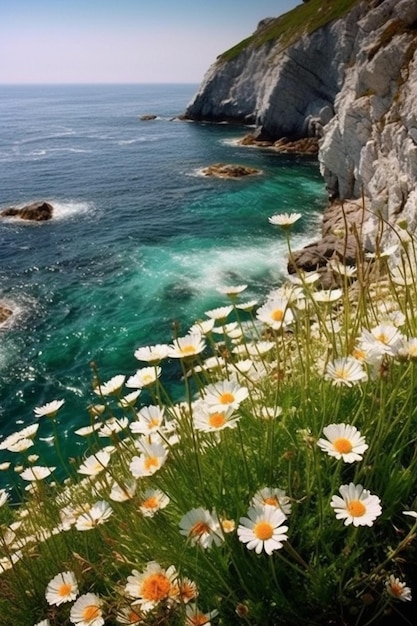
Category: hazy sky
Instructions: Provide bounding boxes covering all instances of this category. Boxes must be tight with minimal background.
[1,0,301,84]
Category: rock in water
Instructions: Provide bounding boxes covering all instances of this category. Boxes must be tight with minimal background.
[0,304,13,325]
[1,201,54,221]
[200,163,260,178]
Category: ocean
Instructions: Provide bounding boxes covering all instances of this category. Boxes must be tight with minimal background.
[0,83,326,485]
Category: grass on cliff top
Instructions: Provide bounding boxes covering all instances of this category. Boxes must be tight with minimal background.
[219,0,361,62]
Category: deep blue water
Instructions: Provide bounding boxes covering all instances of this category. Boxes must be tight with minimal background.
[0,84,326,485]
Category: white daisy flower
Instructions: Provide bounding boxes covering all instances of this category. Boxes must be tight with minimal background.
[193,402,240,433]
[256,297,294,330]
[250,487,292,516]
[139,488,170,517]
[185,604,219,626]
[330,483,382,527]
[202,379,249,411]
[94,375,125,396]
[268,212,301,227]
[358,324,404,358]
[75,501,113,531]
[324,357,368,387]
[129,441,168,478]
[98,417,129,437]
[109,479,137,502]
[77,450,111,476]
[5,437,34,453]
[134,343,169,363]
[179,507,223,549]
[126,366,161,388]
[386,575,412,602]
[119,389,142,408]
[0,488,9,508]
[317,423,368,463]
[204,305,233,321]
[74,423,102,437]
[312,288,343,303]
[124,561,178,611]
[237,504,288,555]
[115,605,143,624]
[34,399,65,418]
[216,284,248,296]
[168,333,206,358]
[20,465,55,481]
[189,318,216,335]
[0,424,40,451]
[130,405,165,434]
[69,592,104,626]
[45,570,78,606]
[236,299,259,311]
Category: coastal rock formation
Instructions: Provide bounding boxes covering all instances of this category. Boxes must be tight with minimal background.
[139,114,157,121]
[185,0,417,251]
[200,163,260,178]
[1,201,54,221]
[0,304,13,325]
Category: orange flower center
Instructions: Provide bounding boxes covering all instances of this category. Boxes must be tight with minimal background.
[190,521,210,537]
[128,610,142,623]
[142,496,159,509]
[208,412,226,428]
[263,496,279,507]
[58,582,73,597]
[253,521,274,540]
[189,614,208,626]
[82,605,101,621]
[333,438,353,454]
[219,392,235,404]
[144,456,159,471]
[389,582,403,597]
[271,309,284,322]
[141,573,172,601]
[178,581,197,601]
[347,500,366,517]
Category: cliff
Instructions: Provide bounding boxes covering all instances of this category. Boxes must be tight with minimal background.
[186,0,417,249]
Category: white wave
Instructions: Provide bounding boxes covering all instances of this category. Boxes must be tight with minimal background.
[50,200,95,220]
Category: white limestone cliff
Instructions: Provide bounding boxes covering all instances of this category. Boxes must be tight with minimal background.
[186,0,417,248]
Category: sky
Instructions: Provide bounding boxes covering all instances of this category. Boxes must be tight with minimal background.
[1,0,301,84]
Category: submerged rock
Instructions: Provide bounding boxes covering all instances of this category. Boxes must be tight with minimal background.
[139,114,157,121]
[200,163,260,178]
[1,201,54,221]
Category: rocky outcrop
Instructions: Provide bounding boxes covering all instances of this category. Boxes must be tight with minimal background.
[185,0,417,250]
[200,163,260,178]
[239,134,319,156]
[1,201,54,221]
[0,304,13,325]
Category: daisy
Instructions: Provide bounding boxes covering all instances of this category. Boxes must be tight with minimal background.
[74,423,102,437]
[317,423,368,463]
[116,605,144,624]
[5,437,34,452]
[45,570,78,606]
[124,561,178,611]
[69,592,104,626]
[386,575,412,602]
[330,483,382,527]
[109,479,137,502]
[189,319,216,335]
[204,305,233,321]
[328,259,357,278]
[237,504,288,555]
[168,333,206,358]
[176,577,198,603]
[216,284,248,296]
[358,325,403,358]
[312,288,343,303]
[126,366,161,388]
[202,379,249,411]
[139,488,170,517]
[129,441,168,478]
[130,405,165,434]
[236,299,258,311]
[250,487,292,516]
[119,389,142,408]
[193,403,240,433]
[179,507,223,549]
[256,297,294,330]
[34,399,65,418]
[94,375,125,396]
[20,465,55,481]
[185,604,219,626]
[268,212,301,227]
[325,357,368,387]
[77,450,111,476]
[98,417,129,437]
[0,424,39,450]
[75,501,113,531]
[134,343,169,363]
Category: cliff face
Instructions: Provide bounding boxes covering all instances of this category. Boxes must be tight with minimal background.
[186,0,417,247]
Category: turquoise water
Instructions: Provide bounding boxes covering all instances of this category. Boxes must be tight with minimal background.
[0,84,326,485]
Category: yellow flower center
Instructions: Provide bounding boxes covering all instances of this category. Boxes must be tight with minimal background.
[376,333,388,344]
[142,496,159,509]
[58,582,73,597]
[253,520,274,540]
[335,367,349,380]
[181,344,197,355]
[82,605,101,621]
[141,573,172,601]
[352,348,366,361]
[263,496,279,507]
[144,456,159,471]
[148,417,161,428]
[190,521,210,537]
[347,500,366,517]
[333,438,353,454]
[219,392,235,404]
[271,309,284,322]
[208,412,226,428]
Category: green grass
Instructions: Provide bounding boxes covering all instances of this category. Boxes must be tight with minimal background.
[219,0,362,62]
